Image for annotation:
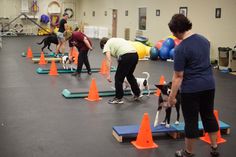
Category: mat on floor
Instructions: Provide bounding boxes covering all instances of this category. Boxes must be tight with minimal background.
[62,88,157,99]
[36,66,117,74]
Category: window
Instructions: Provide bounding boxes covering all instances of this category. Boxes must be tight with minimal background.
[139,8,146,30]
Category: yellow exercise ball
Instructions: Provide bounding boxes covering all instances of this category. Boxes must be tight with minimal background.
[168,35,176,40]
[145,46,151,57]
[129,41,146,59]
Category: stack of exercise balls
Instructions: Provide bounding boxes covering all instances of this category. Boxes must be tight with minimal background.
[150,36,181,60]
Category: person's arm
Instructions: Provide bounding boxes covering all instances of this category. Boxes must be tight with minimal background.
[83,37,93,50]
[168,71,183,106]
[105,51,112,82]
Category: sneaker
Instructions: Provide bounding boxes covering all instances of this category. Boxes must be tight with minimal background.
[175,149,194,157]
[210,146,219,157]
[108,98,124,104]
[88,71,92,75]
[71,72,80,77]
[132,95,141,101]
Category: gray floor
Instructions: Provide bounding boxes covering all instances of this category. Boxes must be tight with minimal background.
[0,36,235,157]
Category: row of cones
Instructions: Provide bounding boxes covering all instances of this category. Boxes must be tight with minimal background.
[131,109,226,150]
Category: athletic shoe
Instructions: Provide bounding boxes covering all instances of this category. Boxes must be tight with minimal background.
[132,95,141,101]
[71,72,80,77]
[210,146,219,157]
[88,71,92,75]
[175,149,194,157]
[108,98,124,104]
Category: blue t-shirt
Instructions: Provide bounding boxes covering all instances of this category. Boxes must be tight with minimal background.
[174,34,215,93]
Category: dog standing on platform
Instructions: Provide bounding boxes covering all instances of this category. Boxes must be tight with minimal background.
[62,55,76,71]
[37,33,59,52]
[154,82,181,128]
[123,72,150,97]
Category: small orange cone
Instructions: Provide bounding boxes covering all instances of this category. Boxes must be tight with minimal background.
[131,113,158,149]
[100,59,108,75]
[38,52,47,65]
[85,78,102,101]
[200,110,226,144]
[155,75,165,96]
[49,60,58,76]
[26,47,33,58]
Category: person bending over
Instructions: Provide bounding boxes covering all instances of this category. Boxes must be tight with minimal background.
[100,37,140,104]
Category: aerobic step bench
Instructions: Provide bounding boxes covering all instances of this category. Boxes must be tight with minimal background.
[112,120,230,142]
[36,66,117,74]
[21,52,69,57]
[62,88,157,99]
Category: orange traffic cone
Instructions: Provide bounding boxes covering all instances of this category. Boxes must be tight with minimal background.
[100,59,108,75]
[85,78,102,101]
[38,52,47,65]
[49,60,58,76]
[26,47,33,58]
[131,113,158,149]
[155,75,165,96]
[200,110,226,144]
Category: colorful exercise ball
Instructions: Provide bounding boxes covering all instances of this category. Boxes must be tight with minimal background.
[162,38,175,49]
[145,46,151,56]
[130,41,146,59]
[159,46,170,60]
[168,35,176,40]
[150,47,159,60]
[169,48,175,60]
[155,40,164,49]
[40,14,49,24]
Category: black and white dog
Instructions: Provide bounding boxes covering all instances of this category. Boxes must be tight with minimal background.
[154,82,181,128]
[123,72,150,97]
[37,33,59,52]
[62,55,76,71]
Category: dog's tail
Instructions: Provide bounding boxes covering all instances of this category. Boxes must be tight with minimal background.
[142,72,150,80]
[37,38,46,45]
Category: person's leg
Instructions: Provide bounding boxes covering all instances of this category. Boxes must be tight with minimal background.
[177,92,200,156]
[199,89,219,156]
[83,51,91,74]
[124,53,140,97]
[77,51,85,74]
[114,61,127,100]
[60,40,66,54]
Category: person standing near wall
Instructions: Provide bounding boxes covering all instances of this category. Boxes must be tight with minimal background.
[55,13,69,57]
[100,37,140,104]
[167,14,220,157]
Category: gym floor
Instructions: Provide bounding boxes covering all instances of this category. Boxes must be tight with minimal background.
[0,36,235,157]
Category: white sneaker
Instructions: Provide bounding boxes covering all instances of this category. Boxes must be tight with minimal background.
[175,121,180,125]
[108,98,124,104]
[165,124,170,128]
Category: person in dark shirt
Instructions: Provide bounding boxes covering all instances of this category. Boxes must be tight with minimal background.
[55,13,68,57]
[64,29,93,77]
[167,14,219,157]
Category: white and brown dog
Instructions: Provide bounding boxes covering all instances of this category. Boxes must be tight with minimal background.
[123,72,150,97]
[62,55,76,71]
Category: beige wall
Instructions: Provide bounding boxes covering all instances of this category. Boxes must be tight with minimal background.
[0,0,235,60]
[75,0,236,60]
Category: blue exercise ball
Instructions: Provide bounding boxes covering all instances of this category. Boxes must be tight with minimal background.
[40,14,49,24]
[159,46,170,60]
[162,38,175,50]
[150,47,159,60]
[169,48,175,60]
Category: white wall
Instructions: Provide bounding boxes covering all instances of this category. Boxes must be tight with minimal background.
[75,0,236,60]
[1,0,235,60]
